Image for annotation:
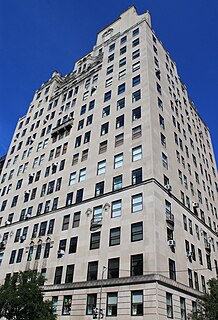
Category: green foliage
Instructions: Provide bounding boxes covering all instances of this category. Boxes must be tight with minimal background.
[0,271,56,320]
[189,278,218,320]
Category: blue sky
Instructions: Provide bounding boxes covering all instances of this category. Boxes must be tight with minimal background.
[0,0,218,166]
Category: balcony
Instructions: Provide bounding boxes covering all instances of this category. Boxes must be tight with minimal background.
[51,117,74,137]
[90,217,102,231]
[166,212,174,226]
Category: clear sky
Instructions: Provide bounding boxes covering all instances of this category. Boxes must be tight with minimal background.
[0,0,218,166]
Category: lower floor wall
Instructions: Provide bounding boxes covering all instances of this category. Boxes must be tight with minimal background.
[43,274,200,319]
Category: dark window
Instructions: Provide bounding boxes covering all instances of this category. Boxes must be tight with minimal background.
[65,265,74,283]
[108,258,119,278]
[76,188,83,203]
[72,212,80,228]
[62,214,70,231]
[131,222,143,242]
[66,192,73,206]
[104,91,111,102]
[35,244,42,260]
[87,261,98,281]
[116,115,124,128]
[86,294,97,315]
[16,248,24,263]
[132,168,142,184]
[69,237,78,254]
[118,83,125,95]
[132,75,140,87]
[109,227,121,246]
[54,266,63,284]
[131,254,143,276]
[90,232,101,250]
[132,106,141,121]
[95,181,104,197]
[169,259,176,280]
[39,221,47,236]
[101,122,109,135]
[47,219,55,235]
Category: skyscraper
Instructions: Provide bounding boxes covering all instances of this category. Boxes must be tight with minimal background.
[0,6,217,319]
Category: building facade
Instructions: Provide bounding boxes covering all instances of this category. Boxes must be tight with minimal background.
[0,6,217,319]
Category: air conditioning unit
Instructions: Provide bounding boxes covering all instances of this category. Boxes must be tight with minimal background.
[29,173,35,178]
[164,184,172,192]
[155,69,161,75]
[52,162,58,167]
[5,221,11,226]
[193,202,199,208]
[30,137,35,143]
[167,240,176,247]
[25,190,30,195]
[186,251,193,258]
[25,213,31,220]
[20,235,26,242]
[57,249,65,256]
[43,119,47,124]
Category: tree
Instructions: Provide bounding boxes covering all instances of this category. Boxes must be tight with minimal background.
[189,278,218,320]
[0,271,56,320]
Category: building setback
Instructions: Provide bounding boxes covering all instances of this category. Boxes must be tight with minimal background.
[0,6,217,319]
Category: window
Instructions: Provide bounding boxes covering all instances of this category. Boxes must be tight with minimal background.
[116,115,124,128]
[86,294,97,315]
[161,133,166,147]
[66,192,73,206]
[120,46,126,55]
[108,258,119,278]
[75,188,83,203]
[35,244,42,260]
[118,69,126,80]
[132,61,140,72]
[132,106,141,121]
[118,83,125,95]
[101,122,109,135]
[115,133,124,147]
[132,168,142,185]
[9,250,16,264]
[132,49,140,59]
[132,38,140,47]
[16,248,23,263]
[95,181,104,197]
[78,119,84,130]
[132,146,142,161]
[72,153,79,165]
[62,214,70,231]
[44,243,51,259]
[132,27,139,36]
[131,254,143,276]
[132,126,142,140]
[162,153,168,169]
[169,259,176,280]
[105,77,113,87]
[131,291,143,316]
[119,57,126,67]
[117,97,125,110]
[159,115,165,129]
[132,193,143,212]
[111,200,122,218]
[102,105,110,117]
[106,65,113,75]
[131,222,143,242]
[132,89,141,102]
[84,131,91,143]
[99,140,107,154]
[62,296,72,315]
[39,221,47,236]
[87,261,98,281]
[107,293,118,316]
[69,172,76,185]
[109,43,115,52]
[104,91,111,102]
[109,227,121,246]
[113,175,122,190]
[69,237,78,254]
[97,160,106,175]
[75,135,82,148]
[166,293,173,318]
[132,75,140,87]
[120,35,127,44]
[79,168,86,182]
[89,100,95,110]
[90,232,101,250]
[114,153,123,168]
[72,212,80,228]
[108,53,114,63]
[65,265,74,283]
[81,149,88,161]
[180,297,187,320]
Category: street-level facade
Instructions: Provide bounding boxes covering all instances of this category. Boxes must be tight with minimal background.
[0,6,217,319]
